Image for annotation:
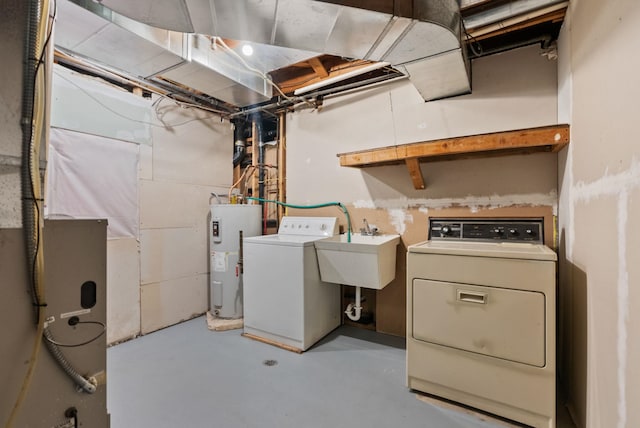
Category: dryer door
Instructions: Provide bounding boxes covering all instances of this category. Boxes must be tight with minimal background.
[412,279,545,367]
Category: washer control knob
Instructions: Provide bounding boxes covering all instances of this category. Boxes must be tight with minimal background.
[441,226,451,235]
[509,228,518,235]
[320,224,327,230]
[526,229,534,235]
[493,228,503,235]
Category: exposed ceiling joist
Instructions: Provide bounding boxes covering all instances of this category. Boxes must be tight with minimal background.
[54,0,568,116]
[466,2,568,41]
[308,57,330,78]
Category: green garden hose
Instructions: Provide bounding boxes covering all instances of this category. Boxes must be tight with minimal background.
[246,197,352,242]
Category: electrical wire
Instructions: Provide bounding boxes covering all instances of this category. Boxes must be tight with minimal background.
[462,19,483,57]
[214,37,316,109]
[152,92,223,114]
[152,94,226,127]
[229,165,256,200]
[24,0,55,318]
[5,1,52,427]
[229,163,279,201]
[277,60,395,91]
[214,38,293,102]
[43,321,106,348]
[39,19,105,394]
[56,49,232,117]
[53,70,222,129]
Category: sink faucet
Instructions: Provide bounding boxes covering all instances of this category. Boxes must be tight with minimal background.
[360,218,378,236]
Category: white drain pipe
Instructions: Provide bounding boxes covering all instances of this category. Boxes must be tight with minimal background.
[345,286,363,322]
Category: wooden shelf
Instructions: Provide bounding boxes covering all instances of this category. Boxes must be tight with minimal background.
[337,124,570,189]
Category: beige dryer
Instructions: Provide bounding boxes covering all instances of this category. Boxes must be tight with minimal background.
[407,219,557,428]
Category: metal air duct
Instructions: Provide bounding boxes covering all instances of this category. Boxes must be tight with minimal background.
[79,0,471,103]
[56,0,294,107]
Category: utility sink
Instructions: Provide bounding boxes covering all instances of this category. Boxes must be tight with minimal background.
[314,234,401,290]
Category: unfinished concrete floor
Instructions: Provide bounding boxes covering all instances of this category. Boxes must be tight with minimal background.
[107,317,573,428]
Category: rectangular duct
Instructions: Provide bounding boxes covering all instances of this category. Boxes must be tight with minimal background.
[401,49,471,101]
[57,0,277,107]
[58,0,472,108]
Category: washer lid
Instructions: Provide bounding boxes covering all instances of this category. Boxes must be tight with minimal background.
[408,240,557,261]
[243,234,324,247]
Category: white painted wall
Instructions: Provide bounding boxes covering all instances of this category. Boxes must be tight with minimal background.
[50,66,232,342]
[51,67,152,145]
[287,44,558,216]
[140,95,232,334]
[287,45,560,336]
[558,0,640,426]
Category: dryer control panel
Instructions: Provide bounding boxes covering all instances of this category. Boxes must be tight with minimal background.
[429,218,544,244]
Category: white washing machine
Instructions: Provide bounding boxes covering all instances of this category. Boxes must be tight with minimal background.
[243,216,340,352]
[407,218,557,428]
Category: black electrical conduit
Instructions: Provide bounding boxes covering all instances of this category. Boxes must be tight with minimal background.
[6,2,46,426]
[29,6,97,393]
[21,0,40,314]
[228,72,406,120]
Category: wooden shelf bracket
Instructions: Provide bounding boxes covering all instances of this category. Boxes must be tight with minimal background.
[337,124,570,190]
[405,158,425,189]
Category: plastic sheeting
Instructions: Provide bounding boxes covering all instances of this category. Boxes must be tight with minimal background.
[46,128,138,239]
[52,65,152,146]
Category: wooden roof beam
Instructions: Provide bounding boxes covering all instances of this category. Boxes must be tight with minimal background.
[405,158,425,189]
[308,57,329,78]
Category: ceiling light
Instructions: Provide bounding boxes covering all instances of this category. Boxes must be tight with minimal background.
[241,44,253,56]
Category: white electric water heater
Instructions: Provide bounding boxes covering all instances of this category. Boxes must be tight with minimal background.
[209,204,261,319]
